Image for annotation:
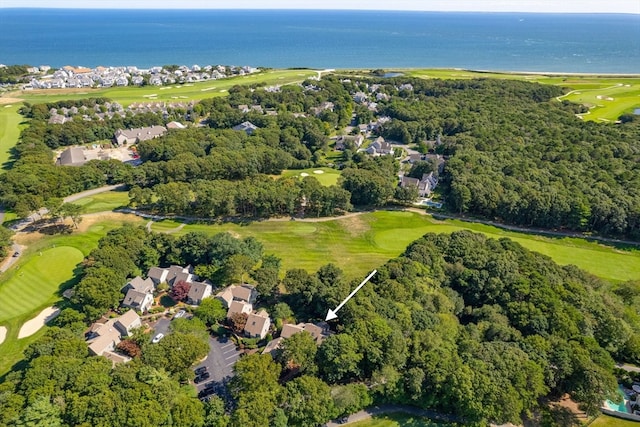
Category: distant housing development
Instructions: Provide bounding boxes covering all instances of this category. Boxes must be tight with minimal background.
[24,64,260,90]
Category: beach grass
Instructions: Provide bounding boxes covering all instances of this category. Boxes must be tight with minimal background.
[280,167,342,187]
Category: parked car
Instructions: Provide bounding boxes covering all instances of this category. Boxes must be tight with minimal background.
[151,333,164,343]
[194,372,210,383]
[12,251,20,257]
[194,366,208,376]
[174,310,186,320]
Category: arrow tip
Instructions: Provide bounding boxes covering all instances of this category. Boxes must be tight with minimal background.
[325,309,338,321]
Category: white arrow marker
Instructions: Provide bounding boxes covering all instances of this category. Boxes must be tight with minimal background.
[325,269,377,321]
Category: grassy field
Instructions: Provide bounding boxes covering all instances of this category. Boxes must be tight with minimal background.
[281,167,342,187]
[348,413,454,427]
[0,246,83,324]
[0,104,24,170]
[0,216,144,375]
[590,415,640,427]
[8,69,318,106]
[72,190,130,214]
[558,81,640,122]
[149,210,640,283]
[402,69,640,122]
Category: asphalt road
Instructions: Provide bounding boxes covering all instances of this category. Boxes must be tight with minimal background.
[0,243,24,273]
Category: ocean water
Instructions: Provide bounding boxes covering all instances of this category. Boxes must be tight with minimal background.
[0,9,638,73]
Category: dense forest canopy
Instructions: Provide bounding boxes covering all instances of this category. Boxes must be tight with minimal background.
[2,76,640,239]
[368,77,640,238]
[1,225,638,426]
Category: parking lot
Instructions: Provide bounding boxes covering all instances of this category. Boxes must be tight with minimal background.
[151,318,171,342]
[193,336,241,400]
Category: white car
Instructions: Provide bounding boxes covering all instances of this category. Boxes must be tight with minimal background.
[173,310,186,319]
[152,333,164,343]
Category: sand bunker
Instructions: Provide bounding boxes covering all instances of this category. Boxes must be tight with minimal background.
[18,307,60,339]
[0,326,6,345]
[300,172,309,177]
[313,170,324,174]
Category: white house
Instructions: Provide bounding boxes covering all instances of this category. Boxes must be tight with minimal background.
[244,310,271,339]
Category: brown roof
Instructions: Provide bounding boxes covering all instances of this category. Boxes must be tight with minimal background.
[115,310,141,334]
[244,310,270,338]
[280,322,326,343]
[227,301,252,318]
[231,285,256,303]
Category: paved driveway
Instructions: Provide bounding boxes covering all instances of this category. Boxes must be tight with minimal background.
[193,336,241,399]
[151,318,171,341]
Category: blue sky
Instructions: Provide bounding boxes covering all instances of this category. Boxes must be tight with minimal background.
[2,0,639,13]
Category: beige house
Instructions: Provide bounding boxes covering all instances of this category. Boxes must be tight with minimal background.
[280,322,326,344]
[121,289,154,313]
[187,281,213,305]
[114,125,167,145]
[123,276,155,294]
[87,310,141,356]
[244,310,271,339]
[215,284,258,309]
[226,300,253,319]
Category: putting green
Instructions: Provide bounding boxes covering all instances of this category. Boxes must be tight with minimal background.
[0,246,83,323]
[281,167,342,187]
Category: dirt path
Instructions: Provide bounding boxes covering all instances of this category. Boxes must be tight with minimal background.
[18,306,60,339]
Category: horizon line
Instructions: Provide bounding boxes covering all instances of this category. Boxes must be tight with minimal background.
[1,7,639,15]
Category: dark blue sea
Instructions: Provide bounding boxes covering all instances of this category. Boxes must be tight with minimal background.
[0,9,639,73]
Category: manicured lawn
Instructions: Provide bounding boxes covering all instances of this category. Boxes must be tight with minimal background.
[72,190,130,214]
[0,217,144,375]
[0,104,24,170]
[0,246,83,323]
[281,167,342,187]
[349,412,454,427]
[590,414,640,427]
[559,82,640,122]
[150,211,640,282]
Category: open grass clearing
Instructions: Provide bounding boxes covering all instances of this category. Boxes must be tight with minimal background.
[281,167,342,186]
[0,246,82,324]
[71,190,130,214]
[560,83,640,121]
[150,211,640,283]
[590,414,640,427]
[0,103,24,170]
[348,412,454,427]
